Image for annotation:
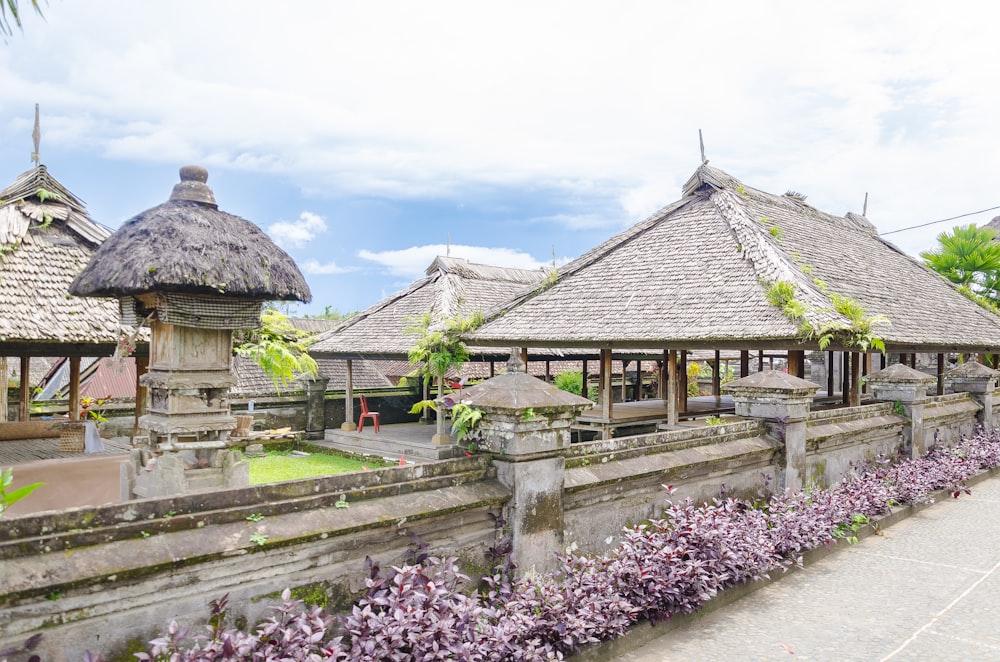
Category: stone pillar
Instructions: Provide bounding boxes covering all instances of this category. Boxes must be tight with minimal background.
[945,361,1000,430]
[866,363,936,457]
[724,371,820,491]
[304,377,329,440]
[456,352,592,575]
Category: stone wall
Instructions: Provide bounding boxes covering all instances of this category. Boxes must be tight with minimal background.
[2,373,995,660]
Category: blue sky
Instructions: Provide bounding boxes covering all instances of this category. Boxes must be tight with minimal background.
[2,2,1000,316]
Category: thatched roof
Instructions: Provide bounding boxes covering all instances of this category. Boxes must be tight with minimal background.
[469,165,1000,353]
[70,166,311,303]
[309,256,549,359]
[0,165,122,354]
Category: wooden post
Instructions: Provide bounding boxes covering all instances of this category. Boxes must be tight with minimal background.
[621,360,628,402]
[680,350,689,414]
[490,361,495,378]
[521,347,529,366]
[842,352,850,405]
[712,350,721,397]
[658,351,668,400]
[545,360,551,383]
[68,355,81,422]
[581,360,589,400]
[787,350,804,379]
[18,356,29,422]
[881,352,887,370]
[667,349,678,426]
[909,353,916,369]
[850,352,861,406]
[758,350,764,372]
[341,359,357,431]
[827,351,835,397]
[636,360,643,400]
[937,353,945,396]
[861,353,871,394]
[740,350,749,378]
[600,348,613,421]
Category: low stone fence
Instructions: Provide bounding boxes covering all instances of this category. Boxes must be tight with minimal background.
[2,362,998,660]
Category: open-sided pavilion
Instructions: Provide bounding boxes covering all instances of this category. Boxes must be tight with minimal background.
[468,164,1000,433]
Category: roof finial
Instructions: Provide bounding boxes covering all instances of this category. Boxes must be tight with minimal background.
[30,103,40,167]
[698,129,708,165]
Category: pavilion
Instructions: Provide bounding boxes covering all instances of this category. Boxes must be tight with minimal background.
[468,164,1000,430]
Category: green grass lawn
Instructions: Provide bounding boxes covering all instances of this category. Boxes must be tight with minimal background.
[248,449,391,484]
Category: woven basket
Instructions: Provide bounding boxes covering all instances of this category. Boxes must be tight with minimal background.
[58,425,86,452]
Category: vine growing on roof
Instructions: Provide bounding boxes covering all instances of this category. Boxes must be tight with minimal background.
[765,279,888,353]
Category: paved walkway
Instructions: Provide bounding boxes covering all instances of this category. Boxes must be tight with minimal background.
[618,473,1000,662]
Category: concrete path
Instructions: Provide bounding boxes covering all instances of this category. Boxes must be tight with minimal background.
[618,474,1000,662]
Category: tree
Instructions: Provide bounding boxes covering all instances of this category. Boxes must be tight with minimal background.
[921,224,1000,304]
[1,0,43,38]
[405,310,483,441]
[234,308,318,391]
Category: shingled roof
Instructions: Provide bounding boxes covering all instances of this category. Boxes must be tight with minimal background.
[310,256,549,359]
[469,165,1000,354]
[0,165,122,354]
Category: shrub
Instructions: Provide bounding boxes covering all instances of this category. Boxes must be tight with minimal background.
[102,428,1000,660]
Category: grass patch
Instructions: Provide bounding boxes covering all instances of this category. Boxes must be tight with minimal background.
[249,450,390,484]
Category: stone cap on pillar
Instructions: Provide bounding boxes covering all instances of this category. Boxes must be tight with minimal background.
[865,363,935,403]
[945,361,1000,394]
[723,370,820,421]
[455,369,593,414]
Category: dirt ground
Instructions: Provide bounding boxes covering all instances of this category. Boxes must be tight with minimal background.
[4,453,126,517]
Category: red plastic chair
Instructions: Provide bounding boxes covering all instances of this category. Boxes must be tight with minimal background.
[358,395,380,433]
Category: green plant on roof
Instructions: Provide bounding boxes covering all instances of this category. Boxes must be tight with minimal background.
[768,225,784,241]
[35,187,56,203]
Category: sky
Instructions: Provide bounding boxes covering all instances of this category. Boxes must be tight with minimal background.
[2,2,1000,317]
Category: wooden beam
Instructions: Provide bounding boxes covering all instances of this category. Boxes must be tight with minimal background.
[489,361,495,378]
[937,353,945,396]
[621,360,628,402]
[18,356,29,422]
[850,352,861,406]
[667,349,678,426]
[758,350,764,372]
[680,350,689,413]
[842,352,850,405]
[827,350,835,397]
[658,351,668,400]
[545,360,551,383]
[712,350,721,396]
[581,360,589,400]
[636,359,643,400]
[68,356,81,422]
[601,348,613,422]
[740,350,749,378]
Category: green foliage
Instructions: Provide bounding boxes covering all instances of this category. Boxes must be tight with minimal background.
[0,466,43,517]
[921,224,1000,304]
[35,187,56,203]
[451,403,484,443]
[249,532,269,547]
[768,225,784,241]
[0,0,42,37]
[405,310,483,387]
[553,370,586,398]
[248,450,384,484]
[832,513,870,545]
[234,308,318,391]
[766,280,887,352]
[246,512,265,522]
[687,362,704,397]
[705,416,726,426]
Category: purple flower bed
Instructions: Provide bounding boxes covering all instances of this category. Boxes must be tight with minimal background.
[75,428,1000,661]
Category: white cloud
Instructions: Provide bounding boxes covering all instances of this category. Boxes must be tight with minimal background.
[266,212,327,249]
[300,259,354,276]
[358,244,552,279]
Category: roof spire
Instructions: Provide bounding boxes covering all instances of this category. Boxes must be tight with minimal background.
[698,129,708,165]
[30,103,40,167]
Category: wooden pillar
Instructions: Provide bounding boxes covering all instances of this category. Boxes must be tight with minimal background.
[827,351,835,397]
[842,352,850,405]
[545,360,551,383]
[490,361,495,378]
[937,353,945,396]
[636,360,643,400]
[787,350,804,379]
[861,353,871,394]
[18,356,29,422]
[679,350,689,413]
[909,353,916,369]
[581,360,589,400]
[850,352,861,406]
[622,360,628,402]
[134,355,149,439]
[341,359,357,430]
[68,355,81,422]
[520,347,529,367]
[880,352,886,370]
[667,349,678,426]
[740,350,749,378]
[758,350,764,372]
[712,350,721,397]
[658,351,668,401]
[600,348,613,421]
